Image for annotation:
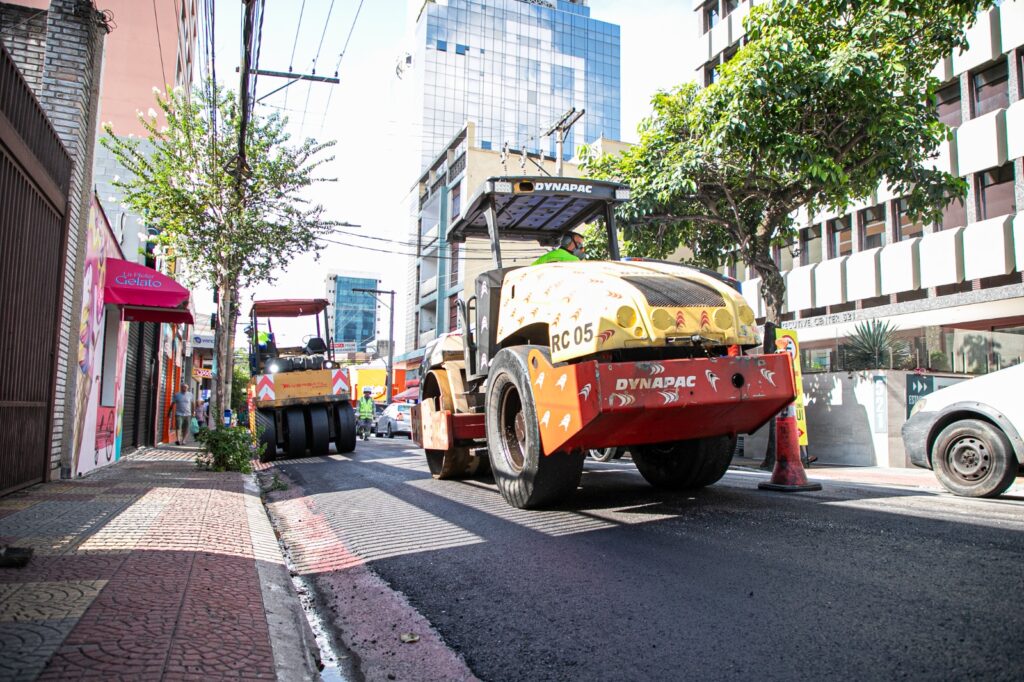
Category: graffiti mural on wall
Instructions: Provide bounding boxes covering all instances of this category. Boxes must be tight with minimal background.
[71,199,128,476]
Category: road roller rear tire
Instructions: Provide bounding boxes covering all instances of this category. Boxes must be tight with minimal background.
[485,346,584,508]
[632,436,734,490]
[309,406,330,456]
[284,407,307,458]
[334,403,356,454]
[255,409,277,463]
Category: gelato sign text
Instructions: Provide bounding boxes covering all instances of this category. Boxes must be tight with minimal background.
[115,272,162,288]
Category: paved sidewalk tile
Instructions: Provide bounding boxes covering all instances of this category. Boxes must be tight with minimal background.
[0,447,306,681]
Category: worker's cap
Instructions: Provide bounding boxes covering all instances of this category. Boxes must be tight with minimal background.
[363,388,372,393]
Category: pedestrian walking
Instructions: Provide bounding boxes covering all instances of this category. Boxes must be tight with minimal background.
[169,383,194,445]
[196,400,209,428]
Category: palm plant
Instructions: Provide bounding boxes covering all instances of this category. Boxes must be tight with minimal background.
[842,320,911,370]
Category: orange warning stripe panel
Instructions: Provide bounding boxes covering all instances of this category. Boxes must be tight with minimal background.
[527,349,601,455]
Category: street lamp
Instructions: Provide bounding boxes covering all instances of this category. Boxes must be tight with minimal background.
[352,287,396,403]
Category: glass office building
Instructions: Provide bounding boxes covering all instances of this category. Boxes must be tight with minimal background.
[410,0,620,166]
[325,272,381,353]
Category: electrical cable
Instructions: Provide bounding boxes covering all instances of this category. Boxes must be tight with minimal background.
[325,227,565,254]
[316,236,546,263]
[299,0,338,135]
[284,0,307,109]
[319,0,367,129]
[151,0,168,89]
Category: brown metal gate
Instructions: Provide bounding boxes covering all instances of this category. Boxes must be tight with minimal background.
[0,44,72,495]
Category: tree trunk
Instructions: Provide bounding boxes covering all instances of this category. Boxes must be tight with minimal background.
[756,264,786,324]
[223,286,238,422]
[211,279,233,429]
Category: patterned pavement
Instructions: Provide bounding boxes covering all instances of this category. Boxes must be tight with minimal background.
[0,447,301,681]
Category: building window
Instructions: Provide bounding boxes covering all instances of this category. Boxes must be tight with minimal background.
[971,58,1009,117]
[935,81,962,127]
[450,183,461,220]
[895,198,924,240]
[437,40,447,52]
[449,242,460,288]
[703,3,719,33]
[722,0,740,17]
[859,205,887,250]
[939,196,967,230]
[448,295,460,332]
[455,44,468,55]
[799,225,822,265]
[828,216,852,258]
[978,163,1016,219]
[776,237,797,271]
[704,62,719,86]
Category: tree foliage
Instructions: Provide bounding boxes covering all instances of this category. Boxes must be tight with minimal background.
[583,0,990,320]
[102,83,338,422]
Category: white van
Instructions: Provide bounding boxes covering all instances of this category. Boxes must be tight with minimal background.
[901,364,1024,497]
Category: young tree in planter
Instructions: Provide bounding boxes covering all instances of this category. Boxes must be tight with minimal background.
[583,0,991,322]
[103,83,338,426]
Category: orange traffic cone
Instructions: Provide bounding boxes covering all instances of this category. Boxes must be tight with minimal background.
[758,414,822,492]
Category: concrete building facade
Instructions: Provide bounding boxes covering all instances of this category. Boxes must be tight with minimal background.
[401,122,626,355]
[693,0,1024,375]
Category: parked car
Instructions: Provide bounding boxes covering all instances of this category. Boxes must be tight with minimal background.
[901,364,1023,497]
[375,403,413,438]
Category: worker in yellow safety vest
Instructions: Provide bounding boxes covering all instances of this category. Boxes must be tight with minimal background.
[357,388,375,440]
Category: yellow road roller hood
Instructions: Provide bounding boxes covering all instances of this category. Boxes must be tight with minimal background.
[496,260,759,364]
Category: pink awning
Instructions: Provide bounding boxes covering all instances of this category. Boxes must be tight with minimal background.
[104,259,193,324]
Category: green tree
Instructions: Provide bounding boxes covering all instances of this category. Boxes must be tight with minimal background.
[583,0,991,321]
[102,83,337,425]
[231,365,250,417]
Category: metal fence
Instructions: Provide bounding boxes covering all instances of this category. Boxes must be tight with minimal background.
[0,44,72,494]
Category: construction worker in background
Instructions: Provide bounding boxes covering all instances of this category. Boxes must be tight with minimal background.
[357,388,375,441]
[532,231,585,265]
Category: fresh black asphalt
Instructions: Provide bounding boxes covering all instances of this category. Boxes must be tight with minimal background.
[277,439,1024,681]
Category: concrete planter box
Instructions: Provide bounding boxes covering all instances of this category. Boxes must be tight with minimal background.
[742,370,967,468]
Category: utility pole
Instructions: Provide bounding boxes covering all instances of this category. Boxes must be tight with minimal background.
[543,107,585,176]
[353,288,396,403]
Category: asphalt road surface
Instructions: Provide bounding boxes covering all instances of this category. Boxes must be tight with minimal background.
[273,438,1024,681]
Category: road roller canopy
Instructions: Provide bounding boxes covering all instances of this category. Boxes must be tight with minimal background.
[446,176,630,268]
[250,299,329,318]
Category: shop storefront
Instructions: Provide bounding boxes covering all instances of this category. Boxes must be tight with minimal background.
[71,199,193,476]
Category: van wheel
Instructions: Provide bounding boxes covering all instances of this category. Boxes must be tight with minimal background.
[931,419,1017,498]
[589,447,620,462]
[485,346,584,508]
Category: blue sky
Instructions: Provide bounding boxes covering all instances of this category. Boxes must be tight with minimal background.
[211,0,694,349]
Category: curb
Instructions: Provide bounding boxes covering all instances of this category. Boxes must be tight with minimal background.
[244,474,323,681]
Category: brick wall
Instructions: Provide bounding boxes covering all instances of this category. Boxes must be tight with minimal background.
[0,3,47,90]
[42,0,107,477]
[1,0,108,478]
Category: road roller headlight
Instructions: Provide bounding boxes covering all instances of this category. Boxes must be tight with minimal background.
[268,361,280,374]
[616,305,637,328]
[713,308,733,329]
[651,309,673,330]
[324,360,334,369]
